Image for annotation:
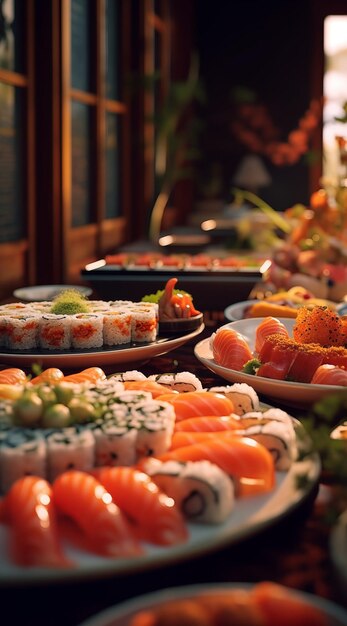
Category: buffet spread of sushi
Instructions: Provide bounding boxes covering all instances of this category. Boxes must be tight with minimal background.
[211,305,347,385]
[0,364,307,570]
[103,251,266,271]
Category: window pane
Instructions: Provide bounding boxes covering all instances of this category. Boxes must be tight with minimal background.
[0,83,26,242]
[105,112,121,218]
[105,0,120,100]
[71,102,93,227]
[71,0,92,92]
[0,0,26,73]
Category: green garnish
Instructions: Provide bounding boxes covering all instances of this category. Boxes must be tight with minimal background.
[142,288,192,304]
[242,358,261,375]
[50,289,90,315]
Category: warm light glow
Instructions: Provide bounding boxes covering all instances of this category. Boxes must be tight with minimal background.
[259,259,272,274]
[201,219,217,231]
[85,259,106,271]
[323,16,347,182]
[35,504,50,528]
[158,235,174,246]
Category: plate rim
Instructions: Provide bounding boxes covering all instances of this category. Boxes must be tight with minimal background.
[13,284,93,301]
[0,411,320,587]
[76,582,347,626]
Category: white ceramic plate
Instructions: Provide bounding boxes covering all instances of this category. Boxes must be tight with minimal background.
[77,583,347,626]
[0,417,320,586]
[0,324,204,369]
[224,300,258,322]
[194,318,347,408]
[13,284,92,302]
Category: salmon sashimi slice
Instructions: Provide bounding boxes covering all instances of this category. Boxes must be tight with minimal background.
[123,380,174,398]
[251,581,329,626]
[255,317,289,354]
[160,391,235,422]
[157,437,275,497]
[211,328,253,371]
[0,368,27,385]
[174,415,240,432]
[62,367,106,384]
[256,361,291,381]
[171,430,239,449]
[52,470,142,557]
[286,350,325,383]
[311,364,347,385]
[4,475,70,568]
[92,467,188,546]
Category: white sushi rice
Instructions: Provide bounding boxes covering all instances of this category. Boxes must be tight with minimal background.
[103,310,132,345]
[147,372,203,392]
[0,429,47,494]
[45,426,95,481]
[208,383,259,416]
[70,313,104,349]
[39,314,72,350]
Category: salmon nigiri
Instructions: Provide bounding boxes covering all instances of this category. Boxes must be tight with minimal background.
[0,368,27,385]
[211,328,253,371]
[158,391,235,422]
[174,415,240,432]
[157,437,275,497]
[171,430,239,449]
[52,470,142,557]
[62,367,106,384]
[255,317,289,354]
[92,467,188,546]
[5,475,70,568]
[30,367,64,385]
[123,380,175,399]
[310,364,347,385]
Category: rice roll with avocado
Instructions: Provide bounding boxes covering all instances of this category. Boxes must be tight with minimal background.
[208,383,259,416]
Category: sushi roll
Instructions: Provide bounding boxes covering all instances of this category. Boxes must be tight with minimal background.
[0,428,47,494]
[6,314,41,350]
[70,313,104,349]
[239,408,294,428]
[131,400,176,457]
[128,306,158,343]
[144,459,235,524]
[45,426,95,481]
[39,314,72,350]
[147,372,203,392]
[108,370,147,383]
[92,420,138,466]
[103,310,132,345]
[235,419,297,470]
[208,383,259,416]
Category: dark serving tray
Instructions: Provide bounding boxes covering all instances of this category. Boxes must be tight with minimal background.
[81,263,263,311]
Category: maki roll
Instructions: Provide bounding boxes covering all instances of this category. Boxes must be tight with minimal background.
[70,313,104,349]
[144,459,235,524]
[234,419,297,471]
[128,306,158,343]
[92,419,138,467]
[208,383,260,416]
[39,314,72,350]
[0,428,47,494]
[103,310,132,345]
[6,314,41,350]
[131,400,176,458]
[148,372,203,392]
[45,426,95,481]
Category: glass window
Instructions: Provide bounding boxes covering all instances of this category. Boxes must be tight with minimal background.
[105,112,121,218]
[0,83,25,242]
[0,0,26,73]
[71,101,93,227]
[71,0,92,92]
[105,0,120,100]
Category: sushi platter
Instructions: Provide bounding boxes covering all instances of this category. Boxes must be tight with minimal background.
[0,325,204,369]
[76,583,347,626]
[195,318,347,408]
[0,356,321,587]
[0,377,320,586]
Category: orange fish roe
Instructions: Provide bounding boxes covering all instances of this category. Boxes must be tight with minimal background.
[293,305,345,347]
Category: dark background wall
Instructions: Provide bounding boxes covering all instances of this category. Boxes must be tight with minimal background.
[193,0,315,211]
